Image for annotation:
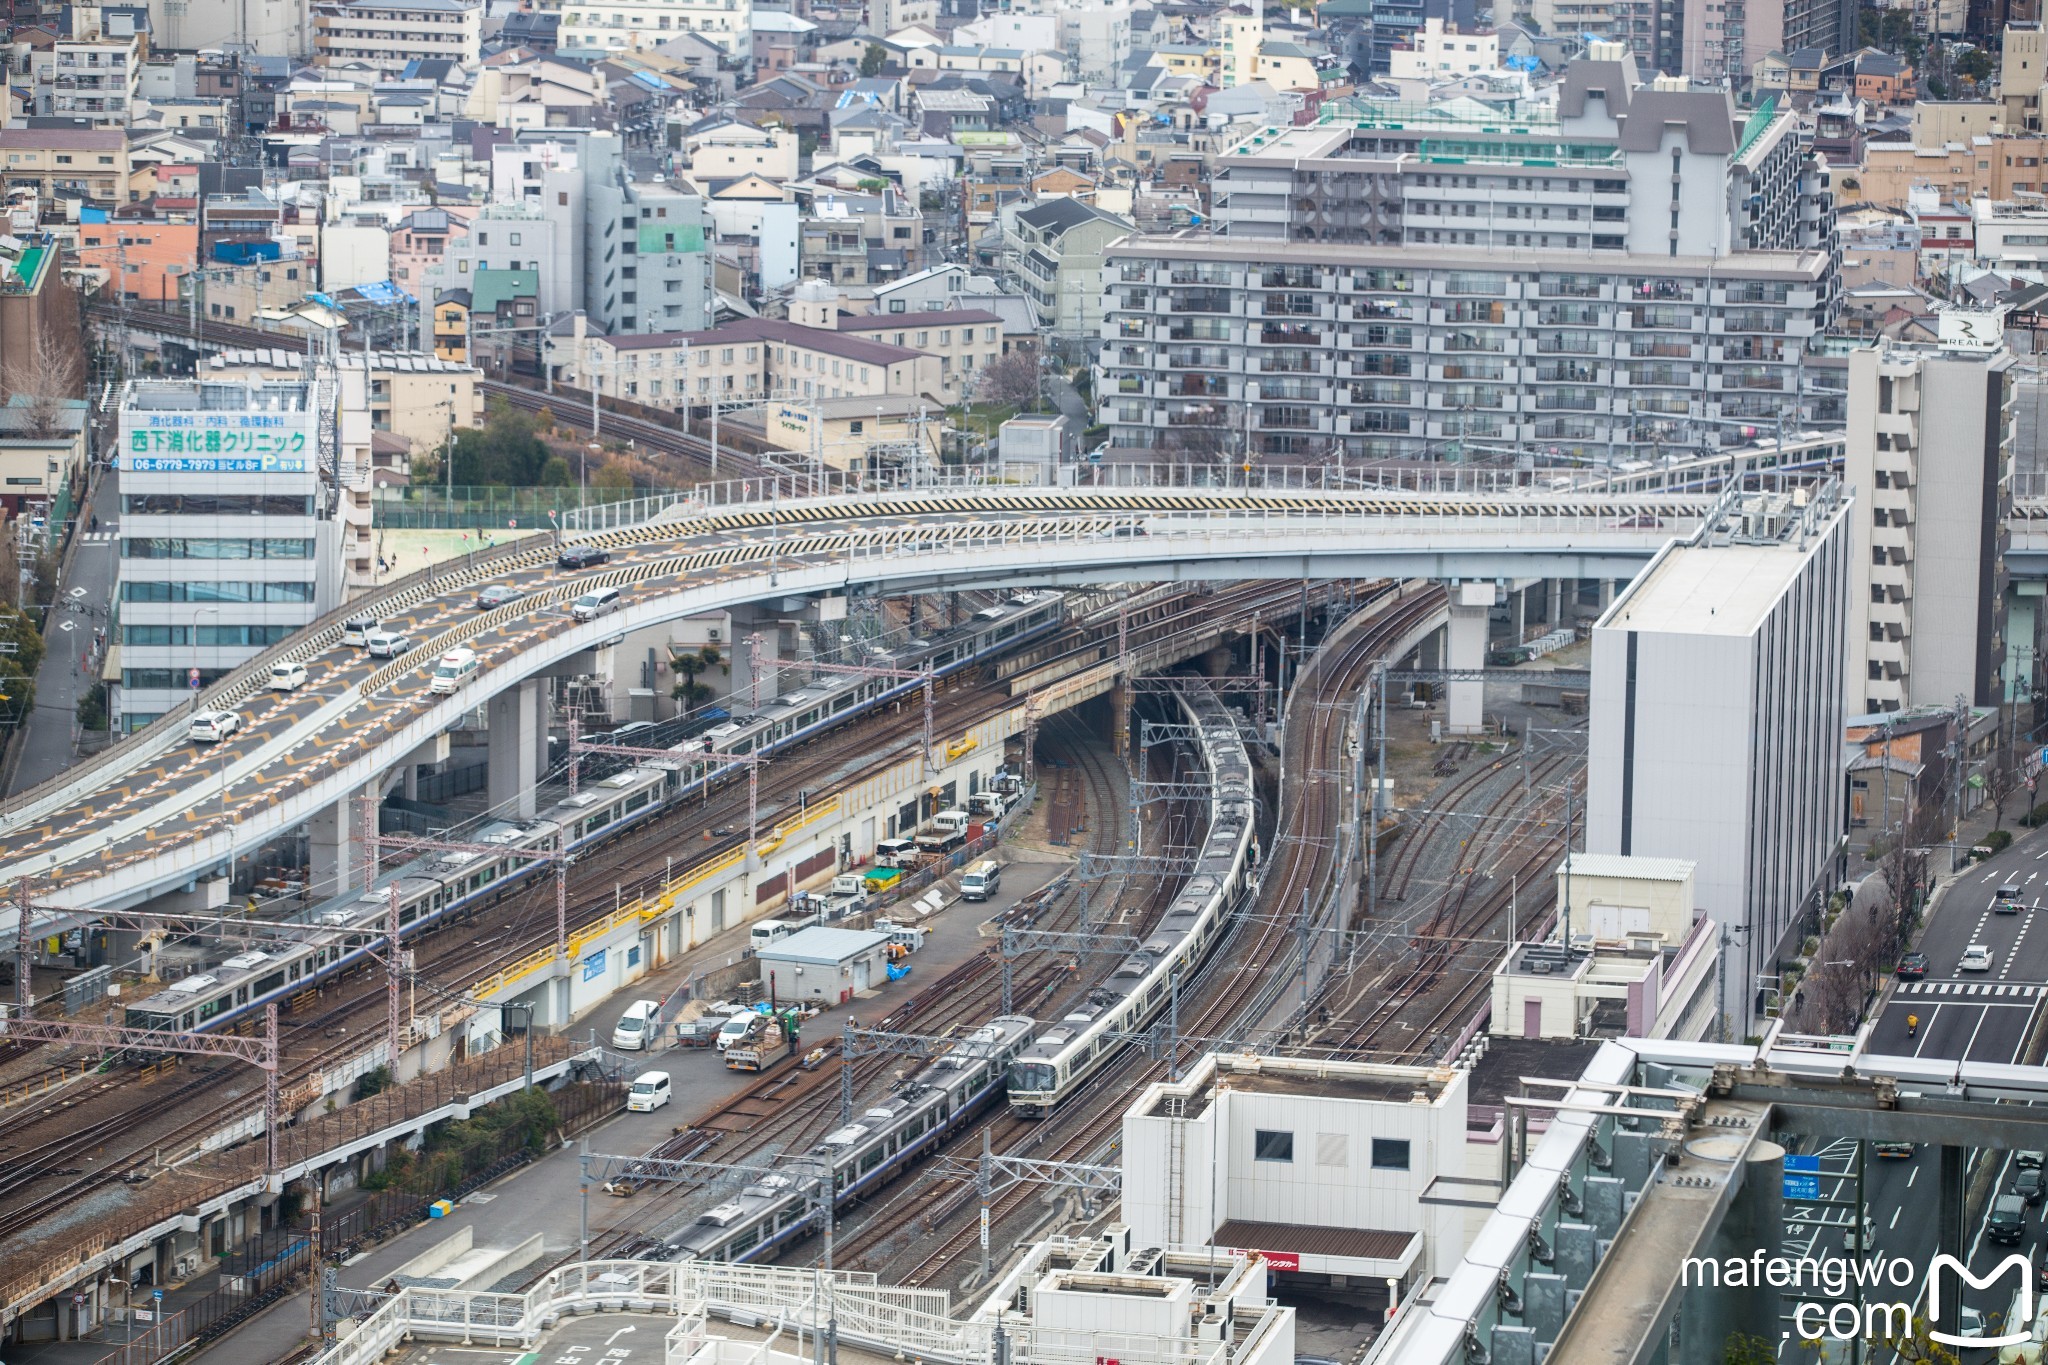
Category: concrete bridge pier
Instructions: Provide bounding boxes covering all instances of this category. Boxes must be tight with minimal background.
[488,679,545,819]
[1446,581,1495,735]
[309,780,382,898]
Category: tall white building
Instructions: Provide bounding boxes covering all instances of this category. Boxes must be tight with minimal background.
[1844,332,2014,714]
[1586,485,1852,1037]
[114,381,339,733]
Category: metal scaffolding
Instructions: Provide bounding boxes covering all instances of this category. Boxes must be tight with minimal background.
[838,1022,955,1125]
[998,926,1144,1015]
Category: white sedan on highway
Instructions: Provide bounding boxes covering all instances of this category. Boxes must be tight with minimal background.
[1959,944,1995,972]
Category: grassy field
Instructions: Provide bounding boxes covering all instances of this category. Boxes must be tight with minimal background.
[366,527,546,584]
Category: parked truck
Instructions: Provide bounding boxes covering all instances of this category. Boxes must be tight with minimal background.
[863,865,906,893]
[723,1009,802,1072]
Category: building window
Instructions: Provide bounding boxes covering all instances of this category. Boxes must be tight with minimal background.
[1253,1130,1293,1162]
[1371,1139,1410,1170]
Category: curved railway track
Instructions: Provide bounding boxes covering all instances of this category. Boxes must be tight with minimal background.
[851,588,1450,1287]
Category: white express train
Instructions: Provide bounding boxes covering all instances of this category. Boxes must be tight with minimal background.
[1005,679,1258,1116]
[122,595,1067,1040]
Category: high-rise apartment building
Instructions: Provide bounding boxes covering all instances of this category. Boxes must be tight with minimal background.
[1844,333,2014,715]
[1099,45,1837,463]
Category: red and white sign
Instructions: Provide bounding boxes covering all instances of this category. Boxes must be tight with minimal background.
[1256,1250,1300,1273]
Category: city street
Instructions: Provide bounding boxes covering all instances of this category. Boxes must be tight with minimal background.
[5,468,117,795]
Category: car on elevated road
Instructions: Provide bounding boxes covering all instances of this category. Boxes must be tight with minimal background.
[474,584,525,610]
[557,545,610,570]
[188,711,241,743]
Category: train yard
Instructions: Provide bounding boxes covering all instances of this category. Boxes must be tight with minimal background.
[0,539,1602,1361]
[0,579,1349,1317]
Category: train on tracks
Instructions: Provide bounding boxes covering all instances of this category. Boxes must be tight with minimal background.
[1004,678,1258,1116]
[121,594,1067,1040]
[655,1015,1037,1263]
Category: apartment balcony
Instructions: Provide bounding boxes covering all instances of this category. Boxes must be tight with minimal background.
[1869,560,1910,592]
[1872,485,1912,517]
[1869,597,1909,629]
[1871,522,1916,559]
[1867,637,1906,667]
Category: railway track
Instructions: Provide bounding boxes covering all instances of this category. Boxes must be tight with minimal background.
[1321,751,1578,1057]
[0,582,1348,1273]
[860,587,1450,1288]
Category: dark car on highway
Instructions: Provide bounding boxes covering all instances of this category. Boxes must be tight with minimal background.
[474,584,525,610]
[2020,1169,2046,1206]
[1896,952,1929,980]
[1991,1194,2029,1244]
[557,545,611,570]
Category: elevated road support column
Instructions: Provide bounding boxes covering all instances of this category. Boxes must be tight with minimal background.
[489,678,544,819]
[1446,581,1495,735]
[309,782,379,897]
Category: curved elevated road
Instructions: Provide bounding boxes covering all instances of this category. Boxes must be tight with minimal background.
[0,485,1710,910]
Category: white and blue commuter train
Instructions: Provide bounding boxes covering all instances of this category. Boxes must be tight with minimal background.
[122,594,1067,1040]
[654,1015,1037,1263]
[1004,679,1258,1116]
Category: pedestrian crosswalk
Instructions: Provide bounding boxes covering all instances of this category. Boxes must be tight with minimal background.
[1894,980,2044,997]
[78,531,117,543]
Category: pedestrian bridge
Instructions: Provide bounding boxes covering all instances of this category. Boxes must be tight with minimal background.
[2,480,1741,909]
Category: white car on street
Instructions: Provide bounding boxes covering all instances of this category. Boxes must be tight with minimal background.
[1959,944,1995,972]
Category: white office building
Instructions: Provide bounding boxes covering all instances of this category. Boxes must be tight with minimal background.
[1844,331,2014,714]
[114,381,338,732]
[1586,486,1852,1037]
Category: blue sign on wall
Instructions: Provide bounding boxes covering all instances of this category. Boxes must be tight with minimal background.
[581,949,607,982]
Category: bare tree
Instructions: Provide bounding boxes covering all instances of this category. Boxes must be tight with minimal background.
[3,329,82,438]
[973,348,1042,411]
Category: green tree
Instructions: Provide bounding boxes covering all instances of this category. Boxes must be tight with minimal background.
[0,604,45,674]
[670,644,721,711]
[0,656,35,728]
[1722,1334,1775,1365]
[75,680,107,732]
[433,403,557,487]
[860,42,887,77]
[539,455,574,488]
[591,462,634,495]
[1957,46,1993,85]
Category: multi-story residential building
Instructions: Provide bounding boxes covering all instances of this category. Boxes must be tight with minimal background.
[0,126,131,204]
[1103,47,1838,462]
[312,0,483,72]
[798,189,925,287]
[48,8,141,126]
[788,282,1006,402]
[1003,198,1131,346]
[112,379,340,733]
[559,0,751,55]
[586,168,714,334]
[77,218,198,303]
[1387,17,1499,79]
[1844,333,2014,714]
[547,313,941,409]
